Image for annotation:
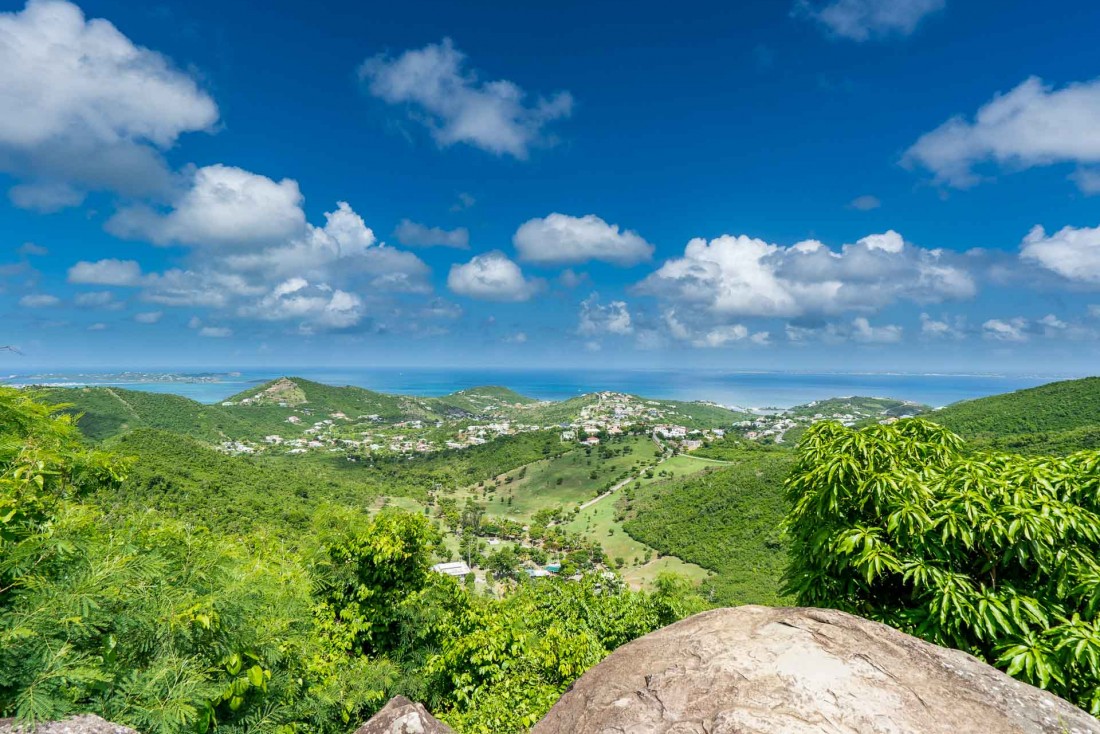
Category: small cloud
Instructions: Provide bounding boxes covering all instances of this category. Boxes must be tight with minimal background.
[74,291,119,308]
[504,332,528,344]
[199,326,232,338]
[447,251,542,302]
[18,242,48,257]
[359,38,572,159]
[68,259,144,286]
[514,213,654,266]
[187,316,202,329]
[851,316,903,343]
[557,269,589,288]
[450,192,476,212]
[982,317,1028,342]
[19,293,60,308]
[848,194,881,211]
[135,311,163,324]
[87,322,108,331]
[795,0,945,42]
[394,219,469,249]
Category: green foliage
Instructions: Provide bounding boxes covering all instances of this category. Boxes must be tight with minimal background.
[622,449,793,606]
[784,418,1100,714]
[0,386,711,733]
[930,376,1100,451]
[425,574,704,733]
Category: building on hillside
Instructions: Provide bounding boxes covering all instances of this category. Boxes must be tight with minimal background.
[431,561,472,577]
[585,436,601,446]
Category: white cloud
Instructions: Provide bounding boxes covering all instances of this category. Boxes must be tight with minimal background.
[905,77,1100,190]
[134,310,162,324]
[74,290,119,308]
[1019,224,1100,285]
[239,278,364,332]
[118,196,430,331]
[982,318,1028,342]
[67,258,143,286]
[0,0,217,206]
[447,251,541,301]
[920,312,964,339]
[504,332,528,344]
[107,165,307,248]
[694,324,750,347]
[578,294,633,336]
[19,293,59,307]
[359,38,572,159]
[795,0,944,41]
[848,194,881,211]
[394,219,469,249]
[199,326,232,338]
[87,322,107,331]
[637,229,973,319]
[514,213,654,266]
[851,316,902,343]
[187,316,202,329]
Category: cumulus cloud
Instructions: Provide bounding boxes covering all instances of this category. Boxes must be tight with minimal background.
[577,293,633,336]
[514,213,654,267]
[67,258,143,286]
[795,0,944,41]
[636,229,974,319]
[394,219,469,249]
[358,38,572,159]
[19,293,60,307]
[108,189,431,331]
[107,165,307,247]
[1019,224,1100,285]
[920,312,964,339]
[905,77,1100,190]
[447,251,541,301]
[851,316,902,343]
[0,0,218,206]
[982,318,1028,342]
[239,278,364,333]
[134,310,162,324]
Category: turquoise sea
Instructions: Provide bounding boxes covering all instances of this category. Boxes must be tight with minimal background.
[0,368,1072,409]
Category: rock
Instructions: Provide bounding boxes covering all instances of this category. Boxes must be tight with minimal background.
[532,605,1100,734]
[354,695,455,734]
[0,715,138,734]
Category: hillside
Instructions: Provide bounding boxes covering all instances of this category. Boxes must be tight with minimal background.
[509,391,750,429]
[41,386,248,442]
[928,376,1100,448]
[786,395,928,420]
[621,445,794,606]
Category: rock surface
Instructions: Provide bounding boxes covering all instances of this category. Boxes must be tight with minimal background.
[354,695,455,734]
[0,716,137,734]
[531,605,1100,734]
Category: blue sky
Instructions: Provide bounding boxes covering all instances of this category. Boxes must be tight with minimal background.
[3,0,1100,373]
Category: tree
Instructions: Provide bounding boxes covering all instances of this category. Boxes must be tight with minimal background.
[784,418,1100,714]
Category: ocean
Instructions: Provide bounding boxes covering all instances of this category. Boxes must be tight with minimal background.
[0,367,1069,410]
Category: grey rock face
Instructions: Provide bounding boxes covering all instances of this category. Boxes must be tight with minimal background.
[0,715,138,734]
[354,695,455,734]
[532,605,1100,734]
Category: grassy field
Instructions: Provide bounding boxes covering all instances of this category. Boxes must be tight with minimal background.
[456,434,659,520]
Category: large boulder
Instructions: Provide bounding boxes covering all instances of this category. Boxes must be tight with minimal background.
[0,716,137,733]
[532,605,1100,734]
[354,695,454,734]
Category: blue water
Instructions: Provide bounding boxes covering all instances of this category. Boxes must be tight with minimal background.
[0,367,1072,409]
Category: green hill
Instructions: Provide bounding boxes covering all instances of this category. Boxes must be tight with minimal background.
[928,376,1100,449]
[41,386,248,442]
[621,444,794,606]
[786,396,928,420]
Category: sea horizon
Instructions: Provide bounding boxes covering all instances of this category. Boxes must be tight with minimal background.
[1,366,1078,410]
